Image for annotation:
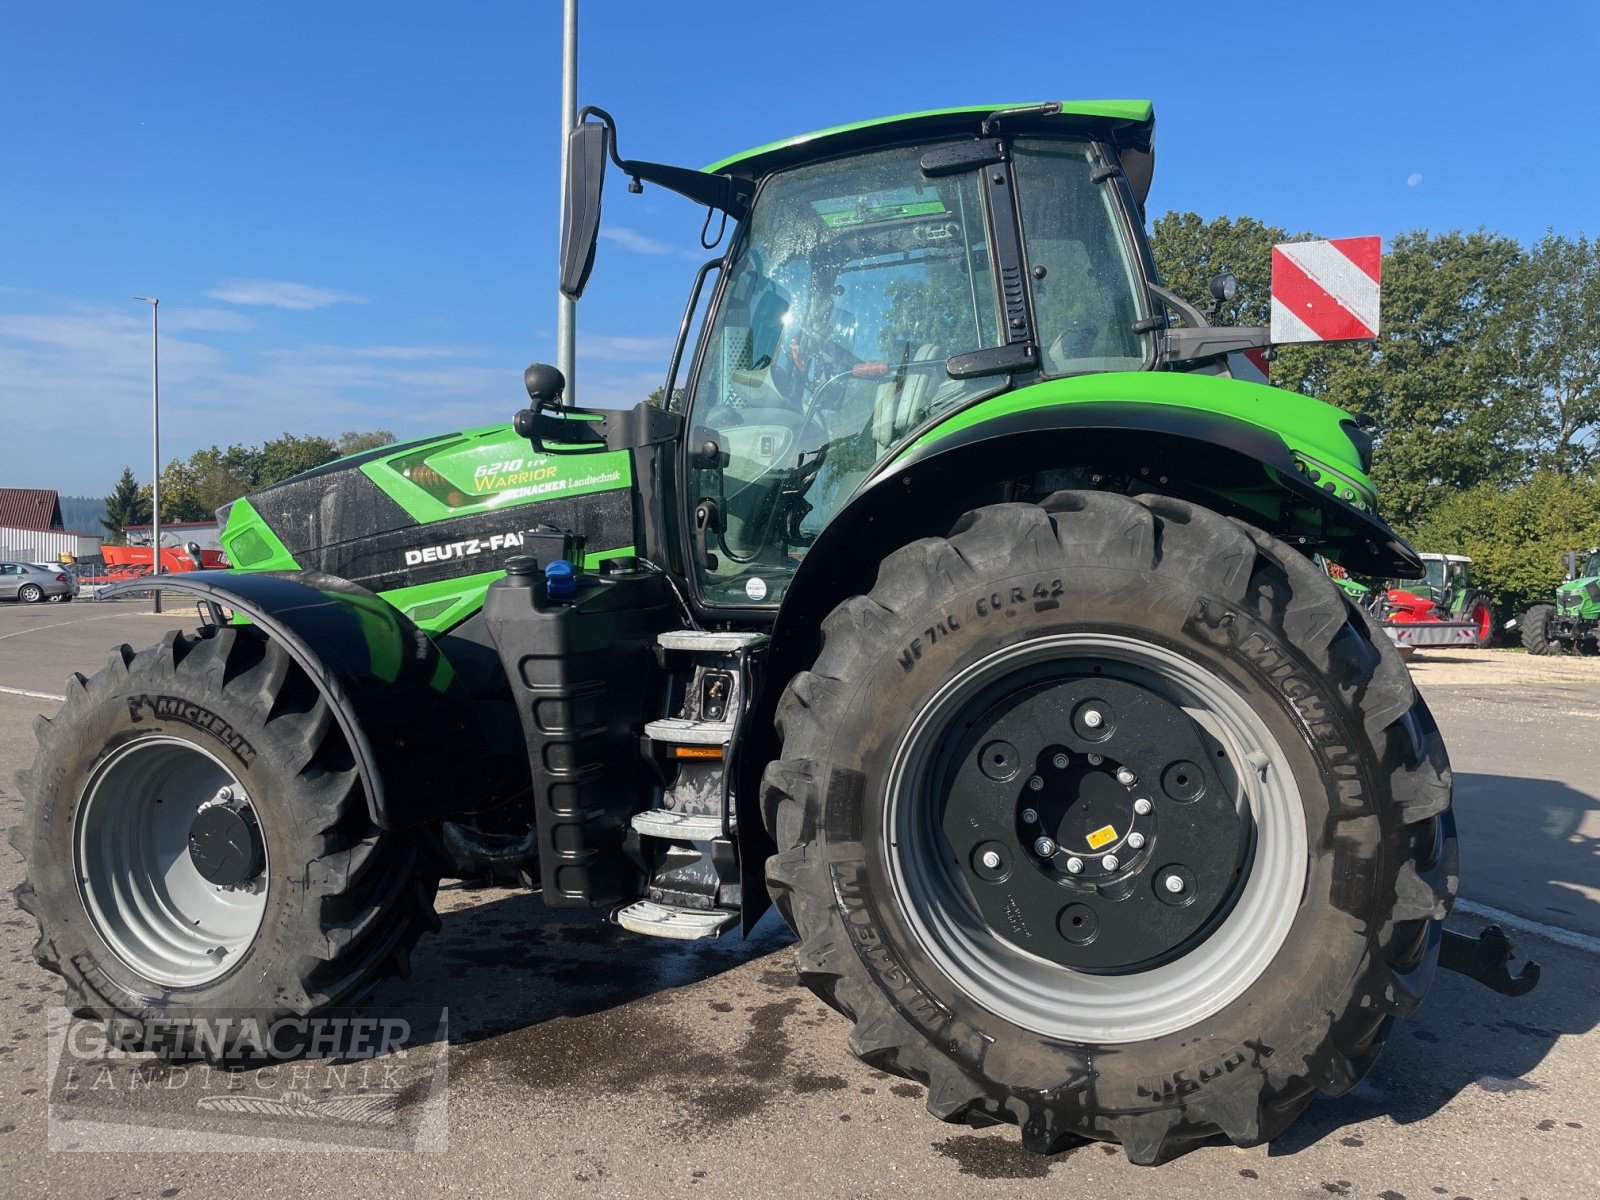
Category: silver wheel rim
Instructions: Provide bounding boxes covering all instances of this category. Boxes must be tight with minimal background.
[19,585,41,602]
[884,633,1307,1044]
[75,736,269,987]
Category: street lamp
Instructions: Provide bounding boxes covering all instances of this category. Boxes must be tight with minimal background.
[556,0,577,404]
[132,296,161,614]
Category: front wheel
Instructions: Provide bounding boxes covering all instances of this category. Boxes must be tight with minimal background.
[762,494,1455,1163]
[1520,605,1560,655]
[12,627,441,1057]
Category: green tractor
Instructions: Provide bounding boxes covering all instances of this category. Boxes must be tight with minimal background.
[14,101,1535,1163]
[1519,549,1600,655]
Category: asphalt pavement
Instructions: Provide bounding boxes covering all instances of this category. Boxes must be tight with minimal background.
[0,599,1595,1198]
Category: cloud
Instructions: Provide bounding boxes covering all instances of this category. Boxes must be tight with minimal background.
[598,227,700,259]
[0,304,515,489]
[1407,172,1423,187]
[206,279,367,310]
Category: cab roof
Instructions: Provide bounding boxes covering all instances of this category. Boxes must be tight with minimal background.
[704,100,1156,201]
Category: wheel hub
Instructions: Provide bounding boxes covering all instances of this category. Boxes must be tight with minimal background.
[944,674,1247,972]
[188,791,264,887]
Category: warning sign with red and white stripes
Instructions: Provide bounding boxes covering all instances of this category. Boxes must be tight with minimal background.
[1270,237,1381,344]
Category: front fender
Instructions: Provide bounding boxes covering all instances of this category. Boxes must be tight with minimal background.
[102,570,482,829]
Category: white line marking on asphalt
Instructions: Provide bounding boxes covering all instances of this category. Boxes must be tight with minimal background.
[1454,898,1600,956]
[0,684,66,702]
[0,612,137,642]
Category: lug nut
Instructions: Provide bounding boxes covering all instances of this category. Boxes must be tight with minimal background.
[1034,836,1057,857]
[1101,854,1119,871]
[1083,709,1104,729]
[1028,775,1044,792]
[1087,753,1104,766]
[1021,807,1039,824]
[1115,767,1136,786]
[1065,856,1084,874]
[1164,874,1185,894]
[1133,798,1152,815]
[1052,753,1069,770]
[980,850,1002,870]
[1127,832,1146,850]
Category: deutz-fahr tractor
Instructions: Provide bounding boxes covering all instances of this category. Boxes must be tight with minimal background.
[1520,549,1600,655]
[14,101,1538,1164]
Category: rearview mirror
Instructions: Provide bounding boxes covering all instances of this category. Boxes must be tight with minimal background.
[560,120,610,300]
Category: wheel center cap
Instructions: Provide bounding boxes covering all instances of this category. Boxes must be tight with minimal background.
[1036,761,1135,855]
[943,672,1248,971]
[188,801,264,887]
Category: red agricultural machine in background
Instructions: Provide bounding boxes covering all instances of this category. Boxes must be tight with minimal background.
[79,542,229,594]
[1378,552,1494,651]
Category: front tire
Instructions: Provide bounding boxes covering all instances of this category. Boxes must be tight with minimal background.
[12,627,441,1057]
[1521,605,1560,655]
[762,494,1455,1163]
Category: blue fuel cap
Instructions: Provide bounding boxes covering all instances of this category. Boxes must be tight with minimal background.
[545,558,578,600]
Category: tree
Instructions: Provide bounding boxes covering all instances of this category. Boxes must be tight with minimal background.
[336,429,397,456]
[1276,230,1529,529]
[1507,232,1600,475]
[255,433,341,486]
[1413,472,1600,619]
[100,467,147,544]
[1149,212,1299,327]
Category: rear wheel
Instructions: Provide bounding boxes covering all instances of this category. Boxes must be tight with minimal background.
[763,493,1455,1163]
[1520,605,1561,655]
[12,626,441,1057]
[18,583,43,603]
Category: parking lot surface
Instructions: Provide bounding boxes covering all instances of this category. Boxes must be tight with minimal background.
[0,602,1595,1198]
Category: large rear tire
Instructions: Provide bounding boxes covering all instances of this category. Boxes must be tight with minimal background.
[762,493,1455,1163]
[1520,604,1561,655]
[11,626,441,1057]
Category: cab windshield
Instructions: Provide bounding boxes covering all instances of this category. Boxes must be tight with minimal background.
[685,136,1145,607]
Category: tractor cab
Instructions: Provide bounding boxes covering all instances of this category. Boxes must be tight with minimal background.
[681,123,1154,608]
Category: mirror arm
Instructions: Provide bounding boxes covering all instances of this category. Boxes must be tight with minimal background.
[579,104,748,217]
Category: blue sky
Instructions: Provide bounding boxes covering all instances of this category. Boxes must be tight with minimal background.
[2,0,1597,497]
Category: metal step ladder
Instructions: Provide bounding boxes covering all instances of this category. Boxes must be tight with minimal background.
[615,628,767,940]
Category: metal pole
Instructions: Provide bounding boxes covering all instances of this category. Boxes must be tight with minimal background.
[556,0,577,405]
[133,296,161,613]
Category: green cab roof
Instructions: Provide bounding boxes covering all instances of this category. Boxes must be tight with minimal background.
[704,100,1155,178]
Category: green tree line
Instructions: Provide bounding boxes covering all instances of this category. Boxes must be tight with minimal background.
[99,430,394,544]
[1152,216,1599,620]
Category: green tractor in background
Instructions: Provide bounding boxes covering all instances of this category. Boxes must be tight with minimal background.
[15,100,1536,1164]
[1520,549,1600,655]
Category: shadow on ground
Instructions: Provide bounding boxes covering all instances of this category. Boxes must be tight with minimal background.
[373,884,796,1049]
[1275,771,1598,1154]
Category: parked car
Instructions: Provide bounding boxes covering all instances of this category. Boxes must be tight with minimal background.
[0,561,77,603]
[30,563,82,603]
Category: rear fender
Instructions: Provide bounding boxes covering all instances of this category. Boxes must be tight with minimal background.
[102,570,483,830]
[735,402,1422,877]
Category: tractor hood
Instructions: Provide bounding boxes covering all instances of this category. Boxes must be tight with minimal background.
[218,424,635,617]
[1555,573,1600,616]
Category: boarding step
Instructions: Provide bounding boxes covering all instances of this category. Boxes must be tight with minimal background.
[631,810,723,841]
[645,716,734,746]
[615,900,738,941]
[657,630,767,653]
